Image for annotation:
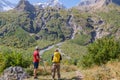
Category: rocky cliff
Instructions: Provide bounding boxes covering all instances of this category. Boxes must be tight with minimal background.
[15,0,36,12]
[77,0,120,11]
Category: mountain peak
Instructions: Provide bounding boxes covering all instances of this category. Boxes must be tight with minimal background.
[15,0,36,12]
[48,0,65,8]
[35,0,65,9]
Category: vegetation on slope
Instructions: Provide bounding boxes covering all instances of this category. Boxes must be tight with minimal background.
[0,46,33,73]
[80,37,120,68]
[0,8,73,48]
[0,3,120,80]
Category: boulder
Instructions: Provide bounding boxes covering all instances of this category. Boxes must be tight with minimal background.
[0,66,30,80]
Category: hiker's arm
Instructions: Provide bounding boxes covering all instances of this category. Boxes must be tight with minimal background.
[37,53,40,61]
[52,54,53,61]
[60,54,62,60]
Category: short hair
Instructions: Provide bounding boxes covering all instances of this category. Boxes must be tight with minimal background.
[35,46,39,50]
[55,49,59,52]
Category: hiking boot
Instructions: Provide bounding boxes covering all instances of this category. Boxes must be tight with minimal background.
[34,76,38,79]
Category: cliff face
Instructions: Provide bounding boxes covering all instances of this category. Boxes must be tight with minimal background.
[77,0,110,10]
[15,0,36,12]
[78,0,120,6]
[77,0,120,11]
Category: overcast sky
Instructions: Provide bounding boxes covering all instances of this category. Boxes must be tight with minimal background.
[8,0,80,8]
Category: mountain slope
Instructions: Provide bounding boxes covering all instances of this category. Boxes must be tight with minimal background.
[78,0,111,6]
[77,0,110,10]
[0,0,120,48]
[0,5,72,48]
[77,0,120,10]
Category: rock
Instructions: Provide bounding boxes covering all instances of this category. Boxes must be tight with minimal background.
[76,71,84,80]
[0,66,30,80]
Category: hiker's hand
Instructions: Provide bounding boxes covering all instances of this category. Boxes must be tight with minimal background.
[40,58,43,61]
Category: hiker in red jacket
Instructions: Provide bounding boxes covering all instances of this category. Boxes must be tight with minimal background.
[33,46,40,79]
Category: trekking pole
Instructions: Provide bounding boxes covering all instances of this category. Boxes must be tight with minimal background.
[40,57,47,73]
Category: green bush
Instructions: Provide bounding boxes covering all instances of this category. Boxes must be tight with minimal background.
[0,50,32,73]
[80,37,120,68]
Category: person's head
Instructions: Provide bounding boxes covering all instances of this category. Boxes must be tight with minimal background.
[55,49,59,52]
[35,46,40,50]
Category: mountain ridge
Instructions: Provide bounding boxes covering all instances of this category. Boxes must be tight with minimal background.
[1,0,120,12]
[0,0,66,12]
[77,0,120,11]
[0,0,120,48]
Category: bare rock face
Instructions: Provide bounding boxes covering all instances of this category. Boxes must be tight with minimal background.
[77,0,111,11]
[77,0,120,11]
[78,0,118,6]
[15,0,36,12]
[0,66,30,80]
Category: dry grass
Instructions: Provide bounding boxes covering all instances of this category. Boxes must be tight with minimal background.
[25,61,120,80]
[82,61,120,80]
[25,65,78,80]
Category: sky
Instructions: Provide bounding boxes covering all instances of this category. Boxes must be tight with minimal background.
[8,0,80,8]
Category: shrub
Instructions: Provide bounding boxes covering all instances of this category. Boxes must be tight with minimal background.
[0,50,32,73]
[80,37,120,68]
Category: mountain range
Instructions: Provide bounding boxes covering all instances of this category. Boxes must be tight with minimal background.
[0,0,120,48]
[0,0,65,12]
[1,0,120,12]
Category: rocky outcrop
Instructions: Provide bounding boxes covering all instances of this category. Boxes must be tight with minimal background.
[0,66,30,80]
[77,0,110,11]
[94,28,110,39]
[77,0,120,11]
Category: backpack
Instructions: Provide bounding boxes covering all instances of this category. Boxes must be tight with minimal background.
[52,52,62,63]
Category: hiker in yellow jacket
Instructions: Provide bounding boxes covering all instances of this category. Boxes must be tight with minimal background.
[51,49,62,80]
